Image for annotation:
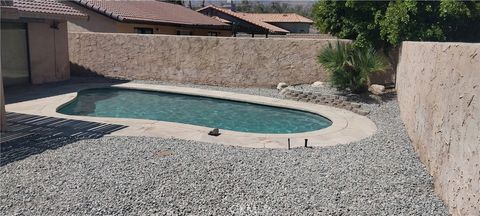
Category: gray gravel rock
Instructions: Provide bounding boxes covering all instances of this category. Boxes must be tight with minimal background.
[0,82,448,215]
[291,83,342,96]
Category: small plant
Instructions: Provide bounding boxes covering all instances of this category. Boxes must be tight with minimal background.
[318,42,386,93]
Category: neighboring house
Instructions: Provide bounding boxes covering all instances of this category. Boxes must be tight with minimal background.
[66,0,232,36]
[1,0,87,87]
[244,13,313,33]
[197,5,314,36]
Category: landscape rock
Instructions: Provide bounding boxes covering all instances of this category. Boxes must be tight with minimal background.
[350,103,362,108]
[355,109,370,116]
[277,82,288,90]
[311,81,325,87]
[279,88,289,95]
[369,84,386,95]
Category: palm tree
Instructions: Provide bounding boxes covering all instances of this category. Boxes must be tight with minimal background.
[318,42,386,93]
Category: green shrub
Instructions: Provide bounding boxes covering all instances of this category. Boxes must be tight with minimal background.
[318,42,386,93]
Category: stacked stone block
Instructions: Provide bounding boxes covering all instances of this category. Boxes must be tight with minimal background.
[280,88,370,116]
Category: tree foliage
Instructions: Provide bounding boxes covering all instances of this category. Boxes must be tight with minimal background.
[312,0,480,49]
[236,0,313,18]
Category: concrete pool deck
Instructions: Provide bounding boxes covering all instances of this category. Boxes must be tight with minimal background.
[5,82,376,149]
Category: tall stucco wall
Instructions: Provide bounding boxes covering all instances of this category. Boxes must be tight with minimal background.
[69,32,347,87]
[396,42,480,216]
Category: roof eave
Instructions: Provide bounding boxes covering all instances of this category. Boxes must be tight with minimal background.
[17,11,88,20]
[196,5,212,12]
[1,4,87,21]
[73,0,124,21]
[271,30,289,34]
[123,18,231,30]
[264,21,314,24]
[0,6,20,19]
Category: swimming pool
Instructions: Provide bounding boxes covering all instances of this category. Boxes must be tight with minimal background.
[57,88,332,134]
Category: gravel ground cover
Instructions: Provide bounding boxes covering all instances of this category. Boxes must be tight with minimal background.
[0,82,448,215]
[289,83,342,96]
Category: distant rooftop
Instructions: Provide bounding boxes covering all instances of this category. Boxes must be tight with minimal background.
[197,5,313,34]
[243,13,313,24]
[211,16,232,24]
[197,5,289,34]
[73,0,228,27]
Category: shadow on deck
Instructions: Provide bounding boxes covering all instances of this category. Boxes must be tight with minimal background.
[4,76,128,104]
[0,112,127,166]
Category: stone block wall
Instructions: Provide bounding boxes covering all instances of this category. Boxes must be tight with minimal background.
[68,32,349,87]
[280,88,369,116]
[396,42,479,216]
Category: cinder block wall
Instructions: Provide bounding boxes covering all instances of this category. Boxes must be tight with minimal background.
[396,42,480,216]
[68,32,349,87]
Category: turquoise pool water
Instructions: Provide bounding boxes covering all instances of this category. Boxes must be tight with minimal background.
[58,88,332,134]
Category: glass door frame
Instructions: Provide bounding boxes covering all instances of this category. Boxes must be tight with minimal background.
[1,21,32,86]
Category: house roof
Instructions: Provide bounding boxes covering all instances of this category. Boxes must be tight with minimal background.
[0,0,87,20]
[245,13,313,24]
[197,5,288,34]
[211,16,231,24]
[73,0,228,27]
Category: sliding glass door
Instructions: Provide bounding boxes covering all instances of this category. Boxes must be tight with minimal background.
[1,22,30,86]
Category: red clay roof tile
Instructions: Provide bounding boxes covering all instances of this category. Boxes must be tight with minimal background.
[8,0,87,18]
[245,13,313,24]
[211,16,231,24]
[197,5,288,33]
[74,0,227,26]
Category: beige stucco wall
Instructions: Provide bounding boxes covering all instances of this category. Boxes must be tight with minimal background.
[66,2,118,33]
[396,42,480,216]
[116,22,232,36]
[28,19,70,84]
[69,32,347,87]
